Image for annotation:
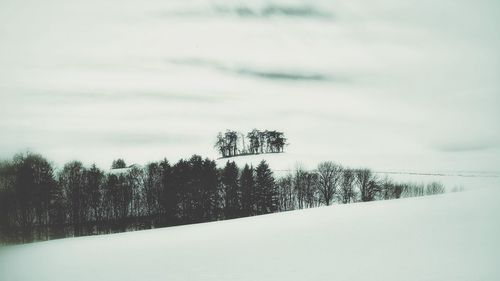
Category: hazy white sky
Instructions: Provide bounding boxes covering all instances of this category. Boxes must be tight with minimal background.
[0,0,499,172]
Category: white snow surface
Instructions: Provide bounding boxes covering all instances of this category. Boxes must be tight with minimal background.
[1,187,499,281]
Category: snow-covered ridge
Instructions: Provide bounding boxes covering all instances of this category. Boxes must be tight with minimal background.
[1,187,499,281]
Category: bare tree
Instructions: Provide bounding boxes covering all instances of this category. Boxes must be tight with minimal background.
[59,161,87,236]
[354,168,379,202]
[339,169,356,204]
[294,166,307,209]
[316,162,342,206]
[277,174,294,211]
[426,182,445,195]
[303,171,318,208]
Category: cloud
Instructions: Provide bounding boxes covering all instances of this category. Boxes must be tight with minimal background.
[167,58,333,82]
[433,140,499,152]
[214,4,333,19]
[159,4,333,20]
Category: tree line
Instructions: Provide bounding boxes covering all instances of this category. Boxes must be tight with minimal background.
[215,129,287,158]
[0,152,445,244]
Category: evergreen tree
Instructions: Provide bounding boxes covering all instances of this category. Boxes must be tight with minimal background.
[200,158,220,221]
[158,159,176,226]
[84,164,104,234]
[221,161,241,219]
[240,164,255,216]
[255,160,277,214]
[13,153,57,241]
[143,162,161,226]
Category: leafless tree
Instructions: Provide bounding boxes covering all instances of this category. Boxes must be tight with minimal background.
[354,168,379,202]
[426,182,445,195]
[339,169,356,204]
[316,162,342,206]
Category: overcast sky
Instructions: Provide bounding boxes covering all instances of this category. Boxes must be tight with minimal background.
[0,0,499,173]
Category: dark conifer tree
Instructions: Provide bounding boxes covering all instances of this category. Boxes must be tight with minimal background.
[84,164,104,234]
[143,162,161,226]
[13,153,56,241]
[158,158,177,226]
[200,158,220,221]
[240,164,254,216]
[255,160,277,214]
[171,159,191,223]
[0,160,16,242]
[221,161,240,219]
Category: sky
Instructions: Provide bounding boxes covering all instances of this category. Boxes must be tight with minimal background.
[0,0,499,174]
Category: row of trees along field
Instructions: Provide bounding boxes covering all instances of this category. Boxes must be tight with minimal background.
[0,152,445,244]
[215,129,287,158]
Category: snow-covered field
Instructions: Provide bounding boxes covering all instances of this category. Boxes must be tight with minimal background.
[1,187,499,281]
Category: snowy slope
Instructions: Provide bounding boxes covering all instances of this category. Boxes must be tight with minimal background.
[1,187,499,281]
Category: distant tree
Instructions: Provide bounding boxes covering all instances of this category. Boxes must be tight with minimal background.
[48,181,66,239]
[294,166,307,209]
[200,158,220,221]
[258,131,267,154]
[158,159,177,226]
[247,129,261,154]
[378,177,405,200]
[393,183,404,199]
[59,161,86,236]
[12,153,57,242]
[186,155,205,223]
[214,133,228,157]
[255,161,277,214]
[379,176,395,200]
[225,130,239,157]
[171,159,191,223]
[265,130,287,152]
[303,171,319,208]
[126,165,144,220]
[83,164,104,234]
[273,131,286,152]
[354,169,379,202]
[221,161,241,219]
[240,164,255,216]
[111,159,127,169]
[143,162,161,226]
[0,160,16,242]
[401,182,425,198]
[277,174,294,211]
[316,162,342,206]
[104,172,132,231]
[339,169,356,204]
[426,182,445,195]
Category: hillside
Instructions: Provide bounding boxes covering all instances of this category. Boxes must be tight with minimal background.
[1,187,499,281]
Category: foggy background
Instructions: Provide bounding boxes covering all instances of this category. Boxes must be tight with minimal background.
[1,0,499,179]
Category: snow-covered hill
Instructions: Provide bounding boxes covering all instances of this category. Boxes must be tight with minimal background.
[1,187,499,281]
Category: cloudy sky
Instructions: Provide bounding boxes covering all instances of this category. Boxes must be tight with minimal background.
[0,0,499,174]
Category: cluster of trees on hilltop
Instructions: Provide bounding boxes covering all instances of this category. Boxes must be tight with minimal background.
[0,152,445,244]
[215,129,286,158]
